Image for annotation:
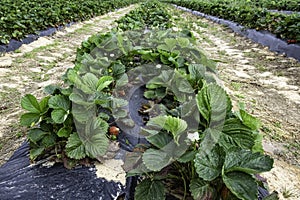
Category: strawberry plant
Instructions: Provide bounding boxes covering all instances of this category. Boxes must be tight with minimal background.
[20,1,178,166]
[19,1,276,199]
[116,0,172,31]
[118,36,276,199]
[21,70,128,164]
[126,82,275,199]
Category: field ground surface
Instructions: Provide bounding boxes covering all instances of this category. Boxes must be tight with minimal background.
[0,4,299,199]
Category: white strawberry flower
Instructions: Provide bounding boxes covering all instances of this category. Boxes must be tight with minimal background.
[187,132,199,142]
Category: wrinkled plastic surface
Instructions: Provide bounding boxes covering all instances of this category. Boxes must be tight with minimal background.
[118,86,149,151]
[175,5,300,61]
[0,142,126,200]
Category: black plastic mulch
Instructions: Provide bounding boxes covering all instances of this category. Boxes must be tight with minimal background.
[0,142,128,200]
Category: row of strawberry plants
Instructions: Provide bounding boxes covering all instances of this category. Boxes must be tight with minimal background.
[20,1,275,199]
[0,0,141,45]
[115,1,172,31]
[162,0,300,42]
[20,0,174,169]
[200,0,300,12]
[253,0,300,12]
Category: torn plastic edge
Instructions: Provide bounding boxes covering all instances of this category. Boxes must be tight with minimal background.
[173,5,300,62]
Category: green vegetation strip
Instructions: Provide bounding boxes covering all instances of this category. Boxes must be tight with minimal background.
[0,0,140,44]
[20,1,276,199]
[162,0,300,41]
[254,0,300,11]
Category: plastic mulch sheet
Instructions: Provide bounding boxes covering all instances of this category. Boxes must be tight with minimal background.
[0,141,129,200]
[0,143,270,200]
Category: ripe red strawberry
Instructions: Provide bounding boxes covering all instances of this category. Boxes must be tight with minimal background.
[109,126,120,136]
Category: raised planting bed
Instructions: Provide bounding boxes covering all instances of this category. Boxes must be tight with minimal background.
[0,28,276,200]
[0,1,279,200]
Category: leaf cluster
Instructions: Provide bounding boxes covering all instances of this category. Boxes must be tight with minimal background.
[116,1,173,31]
[130,75,275,200]
[253,0,300,11]
[20,1,208,166]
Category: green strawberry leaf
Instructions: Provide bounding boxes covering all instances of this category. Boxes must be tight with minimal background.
[30,147,45,160]
[224,148,273,174]
[195,144,225,181]
[49,95,70,111]
[196,83,232,129]
[142,148,171,171]
[79,117,109,158]
[190,178,217,200]
[51,109,68,124]
[66,132,86,160]
[97,76,113,91]
[135,179,165,200]
[57,126,72,138]
[21,94,41,113]
[28,128,49,144]
[20,113,40,126]
[223,172,258,200]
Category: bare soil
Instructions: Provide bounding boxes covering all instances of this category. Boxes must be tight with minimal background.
[0,4,299,199]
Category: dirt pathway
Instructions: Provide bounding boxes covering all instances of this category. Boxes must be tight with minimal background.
[176,10,300,199]
[0,5,136,166]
